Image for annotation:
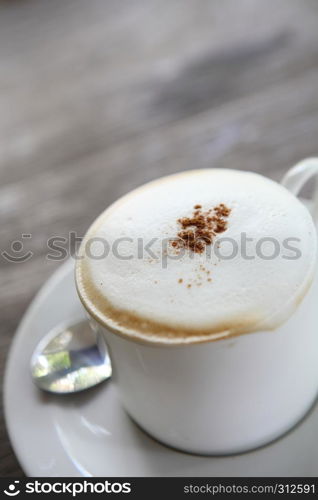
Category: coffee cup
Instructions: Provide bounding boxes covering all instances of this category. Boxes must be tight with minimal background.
[76,159,318,455]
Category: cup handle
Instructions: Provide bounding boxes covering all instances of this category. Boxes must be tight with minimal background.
[281,158,318,224]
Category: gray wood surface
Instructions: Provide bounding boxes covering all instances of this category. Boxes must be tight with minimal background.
[1,0,318,477]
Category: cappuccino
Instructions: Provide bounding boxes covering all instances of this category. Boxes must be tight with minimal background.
[76,169,317,344]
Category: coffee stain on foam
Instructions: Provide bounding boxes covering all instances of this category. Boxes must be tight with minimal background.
[227,341,237,348]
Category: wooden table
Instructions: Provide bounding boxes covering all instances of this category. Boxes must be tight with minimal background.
[1,0,318,477]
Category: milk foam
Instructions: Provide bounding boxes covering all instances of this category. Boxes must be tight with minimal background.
[76,169,317,344]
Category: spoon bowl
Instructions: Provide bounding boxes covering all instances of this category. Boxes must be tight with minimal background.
[30,319,112,394]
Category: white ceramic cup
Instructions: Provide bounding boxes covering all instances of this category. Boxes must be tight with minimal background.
[77,159,318,455]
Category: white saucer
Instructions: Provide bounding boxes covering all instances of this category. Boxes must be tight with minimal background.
[4,259,318,477]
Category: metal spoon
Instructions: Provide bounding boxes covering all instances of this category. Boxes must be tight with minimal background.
[30,319,112,394]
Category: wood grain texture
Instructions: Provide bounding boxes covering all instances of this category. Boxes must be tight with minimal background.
[1,0,318,477]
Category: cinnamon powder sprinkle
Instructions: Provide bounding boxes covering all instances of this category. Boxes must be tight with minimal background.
[173,203,231,254]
